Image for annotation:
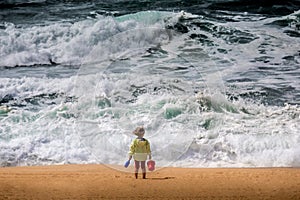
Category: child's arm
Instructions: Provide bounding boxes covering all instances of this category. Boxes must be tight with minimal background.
[128,139,136,160]
[146,140,152,160]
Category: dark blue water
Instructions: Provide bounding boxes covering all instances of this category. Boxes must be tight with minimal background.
[1,1,300,24]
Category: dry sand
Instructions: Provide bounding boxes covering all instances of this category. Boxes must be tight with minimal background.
[0,164,299,200]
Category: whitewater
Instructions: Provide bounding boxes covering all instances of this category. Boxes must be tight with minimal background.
[0,2,299,169]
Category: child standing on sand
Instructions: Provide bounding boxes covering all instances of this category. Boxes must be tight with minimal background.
[127,127,152,179]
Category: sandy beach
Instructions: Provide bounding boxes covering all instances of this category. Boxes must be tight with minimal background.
[0,164,299,199]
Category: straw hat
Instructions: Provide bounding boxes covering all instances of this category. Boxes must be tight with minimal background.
[133,126,145,137]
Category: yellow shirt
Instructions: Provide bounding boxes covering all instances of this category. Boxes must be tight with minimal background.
[129,138,151,161]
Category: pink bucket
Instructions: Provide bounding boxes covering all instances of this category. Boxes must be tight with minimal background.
[147,160,155,171]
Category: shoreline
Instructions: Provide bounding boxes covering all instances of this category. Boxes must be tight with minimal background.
[0,164,300,199]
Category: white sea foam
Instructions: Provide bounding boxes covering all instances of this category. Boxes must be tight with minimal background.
[0,10,299,168]
[0,11,178,67]
[0,71,299,167]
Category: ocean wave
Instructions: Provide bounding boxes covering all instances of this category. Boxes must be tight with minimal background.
[1,76,299,167]
[1,2,299,168]
[0,11,183,68]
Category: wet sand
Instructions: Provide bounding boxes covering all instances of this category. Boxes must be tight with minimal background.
[0,164,299,199]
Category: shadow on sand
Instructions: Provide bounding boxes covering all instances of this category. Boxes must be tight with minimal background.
[147,177,175,180]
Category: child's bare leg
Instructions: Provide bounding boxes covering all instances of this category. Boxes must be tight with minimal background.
[134,160,140,173]
[141,161,146,179]
[141,161,146,173]
[134,160,140,179]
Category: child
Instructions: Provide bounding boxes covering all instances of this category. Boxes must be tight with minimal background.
[128,126,152,179]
